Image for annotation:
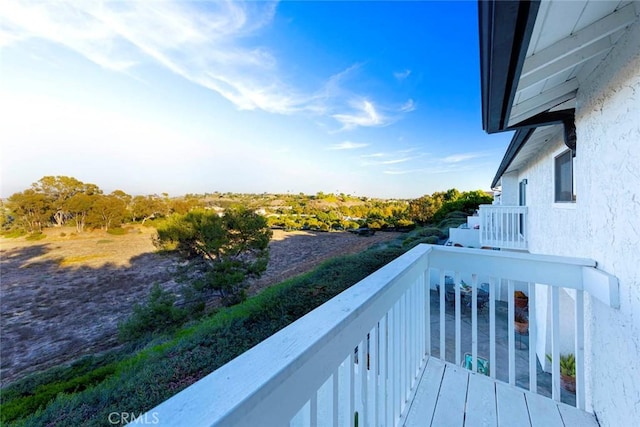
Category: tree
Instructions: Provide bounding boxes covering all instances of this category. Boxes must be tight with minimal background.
[131,195,167,224]
[31,176,101,227]
[89,192,129,230]
[67,193,96,232]
[155,208,272,306]
[7,190,49,232]
[169,196,202,215]
[0,199,12,230]
[408,190,450,224]
[432,190,493,222]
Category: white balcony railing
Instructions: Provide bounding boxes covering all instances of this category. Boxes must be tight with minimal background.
[479,205,528,250]
[142,245,618,426]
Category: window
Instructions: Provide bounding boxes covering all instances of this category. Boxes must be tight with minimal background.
[518,179,527,232]
[554,150,576,202]
[518,179,527,206]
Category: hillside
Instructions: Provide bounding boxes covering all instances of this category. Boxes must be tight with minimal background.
[0,226,400,386]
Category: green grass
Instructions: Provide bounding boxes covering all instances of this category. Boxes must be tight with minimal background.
[24,232,46,241]
[106,228,127,236]
[2,229,27,239]
[1,236,410,426]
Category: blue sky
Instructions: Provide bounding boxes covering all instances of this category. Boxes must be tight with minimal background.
[0,0,513,199]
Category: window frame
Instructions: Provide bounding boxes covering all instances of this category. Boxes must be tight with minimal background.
[553,148,576,204]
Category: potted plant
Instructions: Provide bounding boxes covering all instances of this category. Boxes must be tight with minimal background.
[546,353,576,393]
[514,309,528,334]
[514,290,529,309]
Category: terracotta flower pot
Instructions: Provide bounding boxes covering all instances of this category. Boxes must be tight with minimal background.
[514,321,529,334]
[515,296,529,309]
[561,374,576,393]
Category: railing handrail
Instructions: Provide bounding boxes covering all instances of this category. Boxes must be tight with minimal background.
[478,204,528,211]
[147,245,432,426]
[429,245,589,289]
[478,204,529,250]
[142,245,618,426]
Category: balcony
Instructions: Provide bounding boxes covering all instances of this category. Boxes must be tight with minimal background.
[479,205,528,250]
[142,245,618,426]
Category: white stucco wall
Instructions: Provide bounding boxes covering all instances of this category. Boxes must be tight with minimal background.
[575,16,640,425]
[448,227,480,247]
[499,172,519,205]
[502,17,640,425]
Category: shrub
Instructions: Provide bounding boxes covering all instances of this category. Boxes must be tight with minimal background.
[155,209,271,307]
[402,235,439,248]
[6,243,410,426]
[2,229,27,238]
[0,354,120,425]
[107,227,127,236]
[25,231,46,241]
[437,217,467,231]
[414,227,446,239]
[118,285,188,342]
[444,211,468,219]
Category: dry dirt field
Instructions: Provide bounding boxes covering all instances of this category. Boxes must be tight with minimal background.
[0,227,401,386]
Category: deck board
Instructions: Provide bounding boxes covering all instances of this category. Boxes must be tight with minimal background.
[526,391,564,427]
[496,381,531,426]
[403,357,597,427]
[557,402,599,427]
[465,373,498,427]
[430,364,468,427]
[403,358,445,427]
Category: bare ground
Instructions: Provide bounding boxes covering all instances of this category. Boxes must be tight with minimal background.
[0,227,401,386]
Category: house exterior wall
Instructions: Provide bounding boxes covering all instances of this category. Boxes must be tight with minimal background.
[575,17,640,425]
[502,18,640,425]
[500,132,578,360]
[448,227,480,248]
[499,171,519,205]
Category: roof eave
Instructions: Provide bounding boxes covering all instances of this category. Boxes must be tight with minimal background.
[490,128,533,189]
[479,0,541,134]
[490,109,576,189]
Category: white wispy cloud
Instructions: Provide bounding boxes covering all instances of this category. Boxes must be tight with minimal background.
[332,99,388,130]
[1,0,414,129]
[360,152,386,158]
[0,0,308,114]
[328,141,369,150]
[441,152,490,163]
[400,99,416,112]
[394,69,411,81]
[383,169,423,175]
[361,150,425,167]
[379,157,412,165]
[365,156,414,166]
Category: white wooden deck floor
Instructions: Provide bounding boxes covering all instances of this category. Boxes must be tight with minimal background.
[402,357,598,427]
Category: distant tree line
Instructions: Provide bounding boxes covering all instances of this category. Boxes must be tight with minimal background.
[407,188,493,225]
[2,175,492,234]
[2,176,202,233]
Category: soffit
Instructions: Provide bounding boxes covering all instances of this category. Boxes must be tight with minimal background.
[503,125,561,175]
[507,0,639,127]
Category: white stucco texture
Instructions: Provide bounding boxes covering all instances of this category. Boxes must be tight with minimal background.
[502,16,640,426]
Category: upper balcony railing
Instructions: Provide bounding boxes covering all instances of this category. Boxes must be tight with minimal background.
[141,245,618,426]
[479,204,528,250]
